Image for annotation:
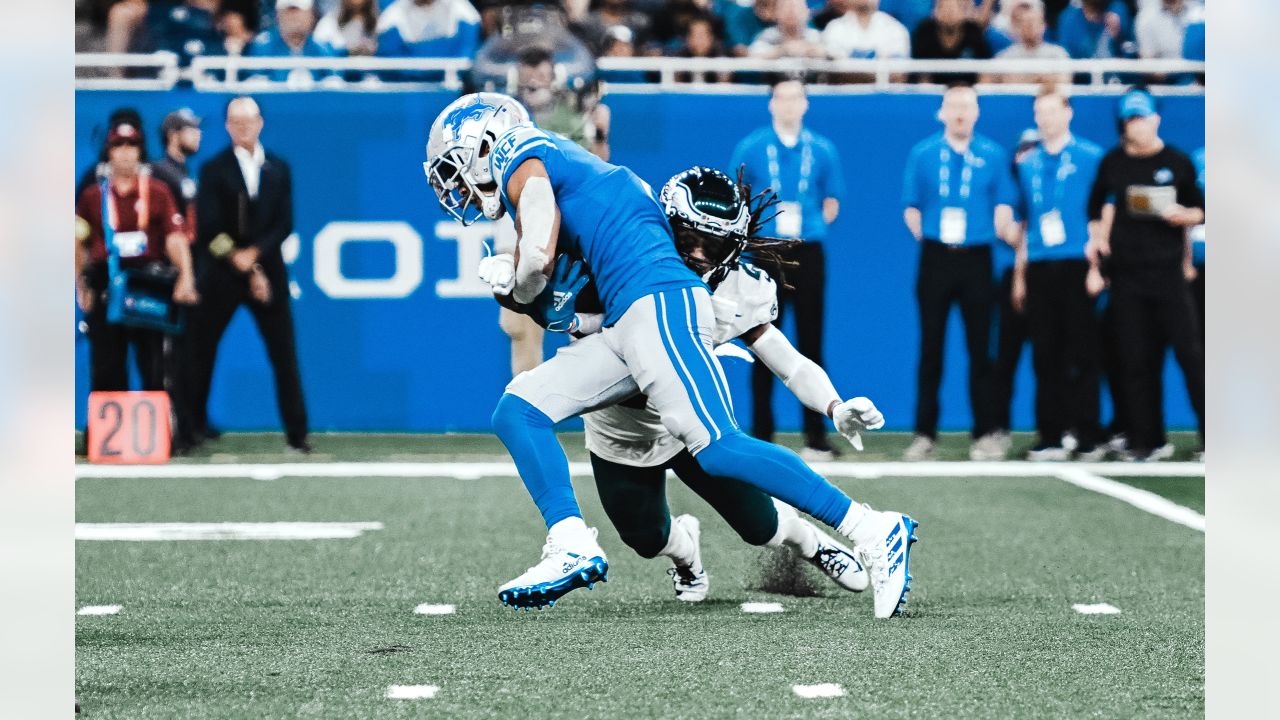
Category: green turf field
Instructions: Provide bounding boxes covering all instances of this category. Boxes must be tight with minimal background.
[76,434,1204,719]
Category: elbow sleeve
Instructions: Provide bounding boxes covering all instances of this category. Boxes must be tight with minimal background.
[513,176,554,304]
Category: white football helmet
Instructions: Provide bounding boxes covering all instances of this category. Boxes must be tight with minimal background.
[424,92,531,225]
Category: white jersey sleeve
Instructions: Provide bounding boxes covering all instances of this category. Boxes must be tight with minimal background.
[710,262,780,345]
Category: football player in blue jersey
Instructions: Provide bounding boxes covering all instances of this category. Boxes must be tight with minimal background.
[424,93,918,619]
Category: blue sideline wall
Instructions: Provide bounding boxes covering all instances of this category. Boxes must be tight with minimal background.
[74,89,1204,433]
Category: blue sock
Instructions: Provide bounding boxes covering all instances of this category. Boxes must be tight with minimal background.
[696,431,853,528]
[491,393,581,528]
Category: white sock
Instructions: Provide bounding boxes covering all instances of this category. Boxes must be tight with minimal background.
[836,502,874,544]
[658,517,697,568]
[767,500,819,558]
[548,516,596,554]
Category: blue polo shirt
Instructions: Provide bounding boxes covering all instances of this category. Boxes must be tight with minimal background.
[1192,146,1205,266]
[902,132,1014,247]
[1011,135,1104,263]
[730,127,845,241]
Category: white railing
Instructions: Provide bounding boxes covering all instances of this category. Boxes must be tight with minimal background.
[74,52,181,91]
[74,53,1204,93]
[188,55,472,92]
[595,56,1205,89]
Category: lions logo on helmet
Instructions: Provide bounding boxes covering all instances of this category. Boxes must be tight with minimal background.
[424,93,531,225]
[661,167,751,286]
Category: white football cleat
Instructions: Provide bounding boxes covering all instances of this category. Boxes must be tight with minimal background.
[668,514,708,602]
[851,510,919,619]
[497,529,608,610]
[807,529,868,593]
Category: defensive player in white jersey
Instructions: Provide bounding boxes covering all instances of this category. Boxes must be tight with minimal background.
[581,167,880,601]
[424,93,918,618]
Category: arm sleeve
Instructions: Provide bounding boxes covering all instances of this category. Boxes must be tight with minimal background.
[822,140,846,202]
[256,162,294,254]
[1087,154,1111,221]
[750,325,841,417]
[1177,153,1205,212]
[196,162,228,247]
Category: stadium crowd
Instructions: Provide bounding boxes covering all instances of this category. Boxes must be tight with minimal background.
[76,0,1206,83]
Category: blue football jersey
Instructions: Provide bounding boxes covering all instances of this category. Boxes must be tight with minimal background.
[489,125,701,327]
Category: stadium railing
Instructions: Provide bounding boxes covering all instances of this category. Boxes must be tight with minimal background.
[75,54,1204,94]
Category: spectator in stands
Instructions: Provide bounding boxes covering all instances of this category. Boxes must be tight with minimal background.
[989,1,1069,84]
[880,0,934,35]
[572,0,654,56]
[821,0,911,59]
[670,14,732,83]
[249,0,340,82]
[650,0,718,51]
[749,0,826,58]
[129,0,261,62]
[1134,0,1202,59]
[900,85,1014,461]
[602,24,638,57]
[1055,0,1134,60]
[313,0,380,55]
[911,0,993,84]
[723,0,776,56]
[376,0,480,58]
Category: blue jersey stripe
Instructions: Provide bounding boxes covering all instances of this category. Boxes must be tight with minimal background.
[656,292,721,441]
[679,287,737,427]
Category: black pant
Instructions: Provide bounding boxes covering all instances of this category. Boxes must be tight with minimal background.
[751,242,827,447]
[991,267,1029,432]
[184,262,308,445]
[1025,260,1102,449]
[1192,264,1205,354]
[590,450,779,559]
[914,241,996,439]
[1107,275,1205,453]
[84,274,165,393]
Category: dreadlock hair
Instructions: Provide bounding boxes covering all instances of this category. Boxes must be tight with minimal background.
[736,165,802,289]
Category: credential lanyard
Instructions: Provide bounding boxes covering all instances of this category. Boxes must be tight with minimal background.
[767,131,814,199]
[100,173,150,278]
[938,145,975,204]
[1030,146,1073,214]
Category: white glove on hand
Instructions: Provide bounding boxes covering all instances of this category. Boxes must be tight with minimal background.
[832,397,885,452]
[478,253,516,296]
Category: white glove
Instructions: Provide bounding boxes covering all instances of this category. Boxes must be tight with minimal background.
[832,397,885,452]
[478,253,516,296]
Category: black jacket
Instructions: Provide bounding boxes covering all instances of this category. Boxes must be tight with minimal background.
[196,145,293,281]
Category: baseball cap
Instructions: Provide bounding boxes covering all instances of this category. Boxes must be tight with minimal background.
[107,122,143,147]
[1119,90,1157,120]
[161,108,202,138]
[276,0,314,10]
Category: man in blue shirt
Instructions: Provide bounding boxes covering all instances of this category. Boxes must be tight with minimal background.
[730,78,847,460]
[901,84,1015,461]
[1010,89,1106,460]
[248,0,339,83]
[376,0,480,58]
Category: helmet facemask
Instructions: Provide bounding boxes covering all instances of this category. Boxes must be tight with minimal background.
[673,222,746,287]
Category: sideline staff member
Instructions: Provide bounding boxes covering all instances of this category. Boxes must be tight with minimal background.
[901,84,1014,462]
[188,96,311,452]
[75,121,199,391]
[1010,89,1106,460]
[1086,88,1205,460]
[731,77,846,460]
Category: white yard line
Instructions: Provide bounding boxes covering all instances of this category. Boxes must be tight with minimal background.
[385,685,439,700]
[73,460,1206,480]
[1053,467,1205,532]
[77,605,122,616]
[1072,603,1122,615]
[75,521,384,541]
[740,602,785,614]
[413,603,456,615]
[792,683,846,698]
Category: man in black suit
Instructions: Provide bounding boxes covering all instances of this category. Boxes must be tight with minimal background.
[184,96,310,452]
